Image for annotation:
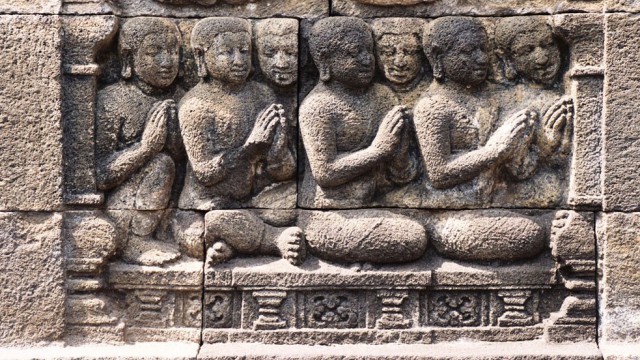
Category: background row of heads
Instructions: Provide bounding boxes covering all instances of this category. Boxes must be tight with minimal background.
[310,16,567,89]
[112,15,567,91]
[114,17,299,89]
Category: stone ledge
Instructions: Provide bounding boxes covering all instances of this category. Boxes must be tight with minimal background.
[0,341,602,360]
[0,342,199,360]
[198,341,602,359]
[601,343,640,360]
[206,254,557,289]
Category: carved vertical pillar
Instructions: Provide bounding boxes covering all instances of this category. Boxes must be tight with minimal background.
[554,14,604,208]
[545,211,597,343]
[497,290,536,327]
[61,16,117,205]
[376,290,412,329]
[252,291,288,330]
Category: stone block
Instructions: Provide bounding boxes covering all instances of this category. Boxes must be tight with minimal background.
[604,13,640,211]
[0,212,64,345]
[0,15,64,211]
[198,341,602,359]
[0,0,61,14]
[107,0,327,18]
[333,0,603,17]
[599,212,640,343]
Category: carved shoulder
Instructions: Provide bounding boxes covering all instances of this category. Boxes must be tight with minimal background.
[413,95,450,127]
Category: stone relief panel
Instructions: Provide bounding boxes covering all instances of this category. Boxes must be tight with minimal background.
[51,3,602,351]
[298,16,583,210]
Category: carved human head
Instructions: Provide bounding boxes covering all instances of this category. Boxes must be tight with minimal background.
[309,17,375,87]
[495,17,561,86]
[254,19,298,88]
[191,17,252,85]
[119,18,181,89]
[424,17,489,87]
[371,18,425,86]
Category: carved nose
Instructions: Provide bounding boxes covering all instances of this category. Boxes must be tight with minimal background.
[394,55,407,68]
[233,50,247,66]
[274,52,289,69]
[534,48,549,65]
[158,52,173,68]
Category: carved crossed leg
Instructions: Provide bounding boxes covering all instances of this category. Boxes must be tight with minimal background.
[204,210,306,266]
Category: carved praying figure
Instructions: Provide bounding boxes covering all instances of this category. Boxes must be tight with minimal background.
[371,18,430,106]
[295,17,428,264]
[95,18,183,266]
[299,17,416,208]
[178,17,295,211]
[414,17,536,207]
[492,16,573,206]
[176,17,300,265]
[414,17,546,262]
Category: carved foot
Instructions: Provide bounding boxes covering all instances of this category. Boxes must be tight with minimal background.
[277,227,306,266]
[206,241,235,267]
[122,235,181,266]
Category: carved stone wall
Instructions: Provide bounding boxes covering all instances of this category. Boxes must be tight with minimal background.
[0,0,639,359]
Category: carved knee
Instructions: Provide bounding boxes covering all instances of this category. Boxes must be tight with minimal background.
[204,210,265,253]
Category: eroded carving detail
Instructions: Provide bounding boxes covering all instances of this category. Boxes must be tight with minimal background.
[429,292,481,327]
[204,292,233,328]
[307,293,359,329]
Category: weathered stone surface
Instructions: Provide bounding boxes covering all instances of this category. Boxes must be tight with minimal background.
[604,13,640,211]
[0,3,614,357]
[599,213,640,343]
[0,0,61,14]
[0,16,64,211]
[299,16,576,210]
[429,210,545,262]
[107,0,327,18]
[198,341,602,359]
[334,0,603,17]
[0,212,64,345]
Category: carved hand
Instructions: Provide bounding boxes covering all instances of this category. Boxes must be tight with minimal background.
[486,109,535,161]
[371,105,406,158]
[245,104,282,154]
[538,96,574,158]
[141,100,171,155]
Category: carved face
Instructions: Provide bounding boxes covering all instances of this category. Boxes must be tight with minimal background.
[257,32,298,87]
[134,31,180,88]
[440,29,489,86]
[327,31,375,87]
[205,31,251,85]
[376,33,421,85]
[510,29,561,85]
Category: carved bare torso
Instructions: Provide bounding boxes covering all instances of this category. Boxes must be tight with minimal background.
[299,83,398,208]
[178,80,277,209]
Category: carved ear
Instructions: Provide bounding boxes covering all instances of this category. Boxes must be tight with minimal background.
[431,52,444,81]
[194,48,208,78]
[496,48,517,81]
[318,58,331,82]
[121,51,133,80]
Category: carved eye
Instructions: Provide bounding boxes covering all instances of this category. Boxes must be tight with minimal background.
[381,48,395,56]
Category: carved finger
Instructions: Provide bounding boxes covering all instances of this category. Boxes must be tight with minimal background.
[546,106,566,129]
